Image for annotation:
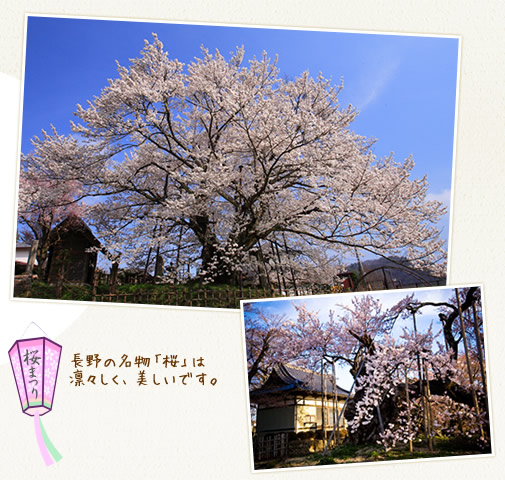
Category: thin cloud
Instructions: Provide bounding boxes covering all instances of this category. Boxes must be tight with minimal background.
[354,56,402,111]
[426,188,452,207]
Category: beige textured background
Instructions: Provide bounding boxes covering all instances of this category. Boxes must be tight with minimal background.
[1,1,504,478]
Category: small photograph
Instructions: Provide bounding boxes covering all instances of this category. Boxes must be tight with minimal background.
[242,286,491,469]
[15,16,458,308]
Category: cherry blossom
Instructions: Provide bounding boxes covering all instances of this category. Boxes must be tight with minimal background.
[246,289,489,449]
[22,35,448,283]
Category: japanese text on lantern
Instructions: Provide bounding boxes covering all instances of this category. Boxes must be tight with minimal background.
[24,348,42,399]
[69,353,218,387]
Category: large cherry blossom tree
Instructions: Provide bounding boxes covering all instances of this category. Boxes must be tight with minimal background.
[246,289,489,450]
[22,34,447,285]
[337,292,487,449]
[245,295,408,386]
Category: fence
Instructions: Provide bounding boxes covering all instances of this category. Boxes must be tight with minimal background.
[254,433,289,461]
[91,278,444,308]
[92,286,281,309]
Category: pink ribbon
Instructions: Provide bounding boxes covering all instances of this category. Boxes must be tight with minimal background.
[33,412,54,466]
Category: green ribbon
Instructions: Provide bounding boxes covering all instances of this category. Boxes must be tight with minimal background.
[39,415,62,463]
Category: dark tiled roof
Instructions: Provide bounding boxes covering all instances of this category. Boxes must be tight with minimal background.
[251,363,350,399]
[49,215,100,246]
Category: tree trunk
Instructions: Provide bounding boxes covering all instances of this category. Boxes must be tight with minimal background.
[35,229,51,280]
[189,215,235,284]
[26,240,38,275]
[345,374,485,444]
[110,262,119,294]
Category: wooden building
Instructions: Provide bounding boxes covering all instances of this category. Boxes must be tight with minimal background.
[15,243,36,275]
[46,215,100,284]
[251,363,350,436]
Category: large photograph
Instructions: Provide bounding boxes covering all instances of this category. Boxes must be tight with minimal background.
[242,286,491,469]
[14,16,459,308]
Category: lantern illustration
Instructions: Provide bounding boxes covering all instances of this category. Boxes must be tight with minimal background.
[9,336,62,465]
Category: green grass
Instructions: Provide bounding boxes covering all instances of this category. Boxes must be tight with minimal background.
[18,281,93,301]
[255,436,491,469]
[329,443,364,460]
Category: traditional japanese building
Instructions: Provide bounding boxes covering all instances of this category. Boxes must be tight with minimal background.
[46,215,100,284]
[251,363,350,436]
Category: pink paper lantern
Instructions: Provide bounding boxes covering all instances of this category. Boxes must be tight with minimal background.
[9,337,62,416]
[9,336,62,465]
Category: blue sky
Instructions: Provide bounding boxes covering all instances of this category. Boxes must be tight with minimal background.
[21,16,460,241]
[243,286,471,389]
